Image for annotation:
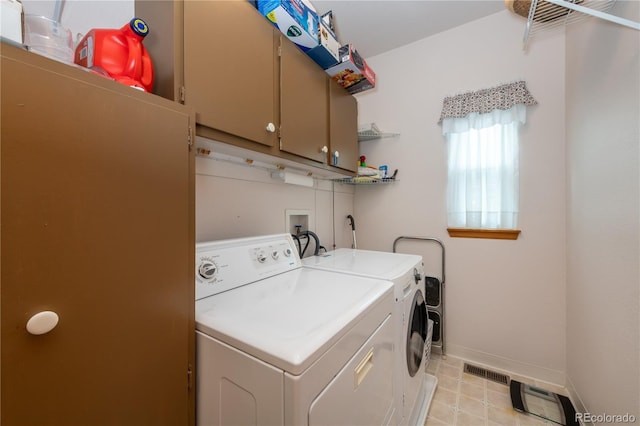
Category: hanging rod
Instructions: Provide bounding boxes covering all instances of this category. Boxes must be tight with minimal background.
[545,0,640,29]
[522,0,640,50]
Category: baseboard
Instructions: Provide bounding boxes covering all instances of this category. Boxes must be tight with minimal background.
[445,343,566,386]
[565,375,592,426]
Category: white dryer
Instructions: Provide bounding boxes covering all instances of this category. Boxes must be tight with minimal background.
[303,249,437,426]
[195,234,397,426]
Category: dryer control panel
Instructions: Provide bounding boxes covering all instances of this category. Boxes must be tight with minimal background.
[195,234,301,300]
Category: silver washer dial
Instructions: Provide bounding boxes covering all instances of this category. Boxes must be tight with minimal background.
[198,260,218,282]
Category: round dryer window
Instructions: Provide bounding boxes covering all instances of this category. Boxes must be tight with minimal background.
[406,289,428,377]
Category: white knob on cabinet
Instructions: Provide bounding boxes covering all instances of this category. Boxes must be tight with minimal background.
[26,311,59,335]
[266,123,276,133]
[332,150,340,166]
[321,146,329,153]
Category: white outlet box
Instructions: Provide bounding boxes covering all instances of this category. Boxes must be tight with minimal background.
[285,209,312,236]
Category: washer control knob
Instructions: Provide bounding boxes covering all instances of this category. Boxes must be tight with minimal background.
[271,250,280,260]
[284,248,293,257]
[257,251,267,263]
[199,260,218,281]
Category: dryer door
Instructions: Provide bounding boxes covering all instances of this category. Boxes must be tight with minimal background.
[406,289,428,377]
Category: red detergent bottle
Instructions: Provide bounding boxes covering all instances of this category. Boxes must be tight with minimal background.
[74,18,154,92]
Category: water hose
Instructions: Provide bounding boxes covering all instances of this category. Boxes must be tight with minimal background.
[347,215,357,249]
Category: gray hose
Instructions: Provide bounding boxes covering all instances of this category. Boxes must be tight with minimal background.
[292,231,325,256]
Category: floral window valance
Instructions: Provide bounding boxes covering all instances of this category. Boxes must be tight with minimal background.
[438,81,537,124]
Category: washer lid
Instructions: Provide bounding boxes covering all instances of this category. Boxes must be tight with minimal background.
[302,248,422,280]
[196,268,393,375]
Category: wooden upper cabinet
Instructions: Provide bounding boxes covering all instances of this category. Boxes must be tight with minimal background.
[279,36,329,164]
[183,0,278,147]
[135,0,184,102]
[136,0,359,175]
[329,81,359,173]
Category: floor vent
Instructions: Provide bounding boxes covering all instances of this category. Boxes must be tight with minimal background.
[463,363,510,385]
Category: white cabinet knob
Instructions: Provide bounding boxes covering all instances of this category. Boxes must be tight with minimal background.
[332,150,340,166]
[266,123,276,133]
[26,311,59,335]
[321,146,329,153]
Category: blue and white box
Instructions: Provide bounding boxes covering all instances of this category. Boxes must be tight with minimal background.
[257,0,319,51]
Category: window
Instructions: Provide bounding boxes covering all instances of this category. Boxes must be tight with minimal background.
[438,82,536,239]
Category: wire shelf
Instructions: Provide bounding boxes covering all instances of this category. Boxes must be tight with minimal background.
[357,130,400,142]
[522,0,638,49]
[357,122,400,142]
[334,177,398,185]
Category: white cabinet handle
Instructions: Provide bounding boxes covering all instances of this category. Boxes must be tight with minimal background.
[321,146,329,153]
[333,151,339,158]
[26,311,59,335]
[266,123,276,133]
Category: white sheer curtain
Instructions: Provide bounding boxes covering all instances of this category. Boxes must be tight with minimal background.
[443,105,525,229]
[439,81,536,230]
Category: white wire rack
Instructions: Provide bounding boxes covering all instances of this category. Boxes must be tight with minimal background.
[357,122,400,142]
[523,0,640,49]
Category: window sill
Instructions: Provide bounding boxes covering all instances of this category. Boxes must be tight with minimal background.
[447,228,521,240]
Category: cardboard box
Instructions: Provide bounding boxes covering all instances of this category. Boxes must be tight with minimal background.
[306,20,339,69]
[257,0,318,51]
[320,10,335,32]
[326,44,376,94]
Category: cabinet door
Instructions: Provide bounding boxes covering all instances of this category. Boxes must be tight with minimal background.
[329,82,359,173]
[280,37,329,164]
[184,0,277,147]
[135,0,184,102]
[1,45,195,425]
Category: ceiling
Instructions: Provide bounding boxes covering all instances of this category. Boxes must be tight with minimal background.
[312,0,506,58]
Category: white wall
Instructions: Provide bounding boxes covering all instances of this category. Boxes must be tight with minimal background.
[354,10,568,383]
[565,0,640,418]
[195,155,355,251]
[21,0,133,41]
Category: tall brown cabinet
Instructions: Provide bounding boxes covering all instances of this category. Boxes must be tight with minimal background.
[1,44,195,425]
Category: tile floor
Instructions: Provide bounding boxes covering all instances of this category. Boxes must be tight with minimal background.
[425,354,568,426]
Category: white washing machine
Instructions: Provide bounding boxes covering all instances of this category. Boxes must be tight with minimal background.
[303,249,438,426]
[195,234,397,426]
